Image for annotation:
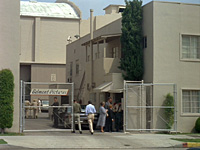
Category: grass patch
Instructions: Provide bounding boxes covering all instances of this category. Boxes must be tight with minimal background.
[0,139,7,144]
[172,138,200,143]
[0,132,23,136]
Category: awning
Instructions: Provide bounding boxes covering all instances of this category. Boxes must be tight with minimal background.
[108,89,123,93]
[94,82,112,92]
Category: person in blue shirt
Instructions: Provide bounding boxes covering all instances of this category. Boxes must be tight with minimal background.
[85,101,96,135]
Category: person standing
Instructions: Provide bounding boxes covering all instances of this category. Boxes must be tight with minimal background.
[32,99,38,119]
[106,104,114,132]
[105,97,113,131]
[52,97,59,128]
[85,101,96,135]
[72,100,82,134]
[113,101,122,132]
[97,102,107,133]
[105,97,112,109]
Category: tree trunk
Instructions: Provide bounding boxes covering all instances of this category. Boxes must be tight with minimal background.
[1,128,5,134]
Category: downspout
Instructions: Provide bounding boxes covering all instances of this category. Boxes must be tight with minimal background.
[90,9,94,89]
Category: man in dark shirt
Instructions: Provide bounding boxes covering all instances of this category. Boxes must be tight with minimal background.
[72,100,82,134]
[52,97,59,128]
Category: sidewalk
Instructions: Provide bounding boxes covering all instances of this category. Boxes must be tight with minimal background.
[0,132,190,149]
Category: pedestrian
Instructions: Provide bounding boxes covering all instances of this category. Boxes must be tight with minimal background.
[105,97,112,109]
[106,104,114,132]
[51,97,59,128]
[85,101,96,135]
[97,102,107,133]
[32,99,38,119]
[25,100,30,119]
[105,97,113,131]
[113,101,122,132]
[38,98,42,113]
[72,100,82,134]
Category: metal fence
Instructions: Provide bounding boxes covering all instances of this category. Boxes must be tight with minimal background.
[123,81,177,132]
[20,81,74,132]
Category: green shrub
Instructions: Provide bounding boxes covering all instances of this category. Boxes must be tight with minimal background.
[163,93,174,129]
[0,69,14,134]
[195,117,200,133]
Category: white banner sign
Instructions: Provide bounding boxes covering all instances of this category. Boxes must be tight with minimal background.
[30,89,69,96]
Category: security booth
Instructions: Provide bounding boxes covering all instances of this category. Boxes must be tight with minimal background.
[20,81,74,132]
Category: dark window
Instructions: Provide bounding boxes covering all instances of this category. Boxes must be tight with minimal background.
[144,36,147,48]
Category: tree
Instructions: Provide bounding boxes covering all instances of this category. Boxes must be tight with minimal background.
[0,69,14,134]
[120,0,143,81]
[163,93,174,129]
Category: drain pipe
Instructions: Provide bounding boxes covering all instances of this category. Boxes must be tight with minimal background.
[90,9,94,89]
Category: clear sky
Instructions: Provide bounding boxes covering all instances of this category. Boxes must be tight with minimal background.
[21,0,200,19]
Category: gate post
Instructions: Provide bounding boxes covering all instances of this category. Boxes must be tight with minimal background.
[20,80,23,133]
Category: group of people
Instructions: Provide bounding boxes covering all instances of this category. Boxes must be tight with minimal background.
[25,99,42,119]
[97,97,122,133]
[72,97,122,135]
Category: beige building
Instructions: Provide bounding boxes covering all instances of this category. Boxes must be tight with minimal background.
[67,1,200,132]
[0,0,20,132]
[20,0,81,84]
[67,6,124,110]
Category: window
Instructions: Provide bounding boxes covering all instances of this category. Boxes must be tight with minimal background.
[112,47,119,58]
[143,36,147,48]
[182,35,200,59]
[182,90,200,114]
[70,62,73,76]
[76,60,79,75]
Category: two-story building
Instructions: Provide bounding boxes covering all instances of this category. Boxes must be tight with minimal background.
[67,1,200,132]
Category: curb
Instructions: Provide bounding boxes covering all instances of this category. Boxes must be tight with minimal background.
[183,142,200,148]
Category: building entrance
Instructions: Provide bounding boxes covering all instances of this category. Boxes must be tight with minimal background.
[20,81,74,132]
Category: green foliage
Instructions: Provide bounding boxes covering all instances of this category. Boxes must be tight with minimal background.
[0,69,14,130]
[120,0,143,81]
[163,93,174,129]
[0,139,7,144]
[195,117,200,133]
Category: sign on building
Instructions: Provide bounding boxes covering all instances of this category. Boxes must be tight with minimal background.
[30,89,69,96]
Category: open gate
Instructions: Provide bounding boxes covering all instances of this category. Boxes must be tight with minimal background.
[20,81,74,132]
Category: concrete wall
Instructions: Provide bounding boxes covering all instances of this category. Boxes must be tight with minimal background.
[152,1,200,132]
[31,64,66,83]
[20,17,80,64]
[0,0,20,132]
[142,2,154,83]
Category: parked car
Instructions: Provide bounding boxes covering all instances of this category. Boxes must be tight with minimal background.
[41,100,49,112]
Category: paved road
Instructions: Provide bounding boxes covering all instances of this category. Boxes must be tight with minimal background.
[0,132,190,149]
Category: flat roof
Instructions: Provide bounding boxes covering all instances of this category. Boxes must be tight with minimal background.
[20,1,80,19]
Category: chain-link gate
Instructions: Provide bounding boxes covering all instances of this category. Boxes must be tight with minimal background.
[123,81,177,132]
[20,81,74,132]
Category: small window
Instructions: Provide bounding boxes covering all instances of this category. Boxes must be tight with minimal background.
[182,35,200,60]
[143,36,147,48]
[182,90,200,114]
[76,60,79,75]
[70,62,73,76]
[112,47,119,58]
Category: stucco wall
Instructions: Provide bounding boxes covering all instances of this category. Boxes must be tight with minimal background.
[153,1,200,132]
[0,0,20,132]
[20,17,80,64]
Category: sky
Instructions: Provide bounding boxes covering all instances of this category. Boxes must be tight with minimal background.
[21,0,200,19]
